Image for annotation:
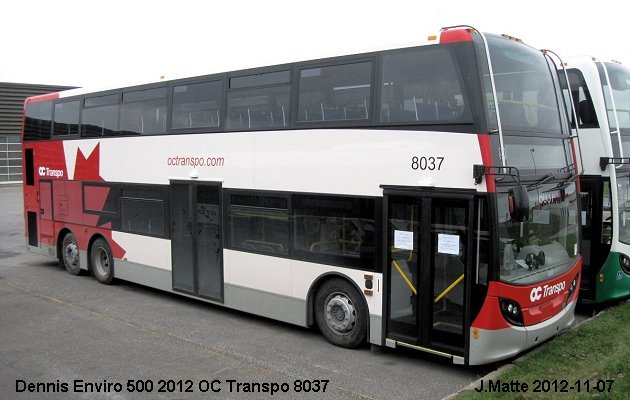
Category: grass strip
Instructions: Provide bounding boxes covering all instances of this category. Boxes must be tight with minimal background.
[457,300,629,399]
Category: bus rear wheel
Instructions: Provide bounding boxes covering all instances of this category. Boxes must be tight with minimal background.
[90,238,114,285]
[61,232,81,275]
[315,278,367,348]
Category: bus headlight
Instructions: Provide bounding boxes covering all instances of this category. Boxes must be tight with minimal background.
[619,254,630,275]
[499,298,524,326]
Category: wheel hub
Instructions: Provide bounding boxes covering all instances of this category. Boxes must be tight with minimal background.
[325,294,356,333]
[65,242,79,266]
[94,248,110,276]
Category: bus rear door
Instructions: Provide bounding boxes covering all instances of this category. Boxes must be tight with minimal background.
[170,181,224,301]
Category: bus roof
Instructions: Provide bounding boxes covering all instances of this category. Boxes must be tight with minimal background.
[26,28,541,102]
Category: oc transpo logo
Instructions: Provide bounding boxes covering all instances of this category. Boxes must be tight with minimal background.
[529,281,566,303]
[530,286,543,302]
[38,166,64,178]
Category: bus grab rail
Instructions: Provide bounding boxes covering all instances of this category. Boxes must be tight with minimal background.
[441,25,506,167]
[473,164,521,185]
[392,259,417,295]
[434,274,464,303]
[600,61,625,163]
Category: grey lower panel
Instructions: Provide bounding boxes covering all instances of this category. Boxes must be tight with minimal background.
[115,259,173,292]
[224,284,307,327]
[79,251,88,271]
[29,243,56,258]
[369,315,382,345]
[114,260,308,327]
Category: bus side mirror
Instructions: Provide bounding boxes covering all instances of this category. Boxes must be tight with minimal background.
[509,186,530,222]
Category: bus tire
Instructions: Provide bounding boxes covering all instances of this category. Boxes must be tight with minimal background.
[315,278,367,348]
[61,232,81,275]
[90,238,114,285]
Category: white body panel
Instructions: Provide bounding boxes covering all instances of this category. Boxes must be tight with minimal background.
[565,56,630,255]
[564,56,614,177]
[112,231,171,270]
[63,129,486,195]
[224,250,293,297]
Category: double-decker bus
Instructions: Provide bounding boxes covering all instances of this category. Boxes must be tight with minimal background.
[22,26,581,365]
[561,56,630,303]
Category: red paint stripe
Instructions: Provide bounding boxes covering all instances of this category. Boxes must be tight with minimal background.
[477,134,496,193]
[471,293,511,330]
[472,258,581,330]
[440,29,473,44]
[25,92,60,105]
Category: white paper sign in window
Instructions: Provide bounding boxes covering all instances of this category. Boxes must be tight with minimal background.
[394,230,414,251]
[438,233,460,255]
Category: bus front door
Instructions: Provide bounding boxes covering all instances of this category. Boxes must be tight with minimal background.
[171,182,223,302]
[579,176,611,301]
[385,191,473,359]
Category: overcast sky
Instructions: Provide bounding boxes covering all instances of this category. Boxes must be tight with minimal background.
[2,0,627,89]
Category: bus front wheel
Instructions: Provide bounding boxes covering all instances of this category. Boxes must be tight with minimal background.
[90,238,114,285]
[61,232,81,275]
[315,278,367,348]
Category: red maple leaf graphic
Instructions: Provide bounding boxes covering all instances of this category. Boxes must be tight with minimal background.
[70,142,127,259]
[74,143,103,181]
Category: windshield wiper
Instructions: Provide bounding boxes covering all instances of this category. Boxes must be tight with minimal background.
[526,173,554,189]
[553,172,578,191]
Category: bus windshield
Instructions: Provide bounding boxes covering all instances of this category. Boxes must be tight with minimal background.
[485,34,562,135]
[600,62,630,132]
[498,182,579,285]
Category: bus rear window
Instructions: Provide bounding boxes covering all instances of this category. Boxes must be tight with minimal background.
[24,101,52,141]
[53,101,80,136]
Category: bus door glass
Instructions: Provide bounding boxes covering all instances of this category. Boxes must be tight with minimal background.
[386,192,473,355]
[171,182,223,301]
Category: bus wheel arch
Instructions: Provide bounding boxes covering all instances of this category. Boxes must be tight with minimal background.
[308,274,368,348]
[58,229,82,275]
[88,235,115,285]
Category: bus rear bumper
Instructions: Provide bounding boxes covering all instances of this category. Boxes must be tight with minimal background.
[468,300,576,365]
